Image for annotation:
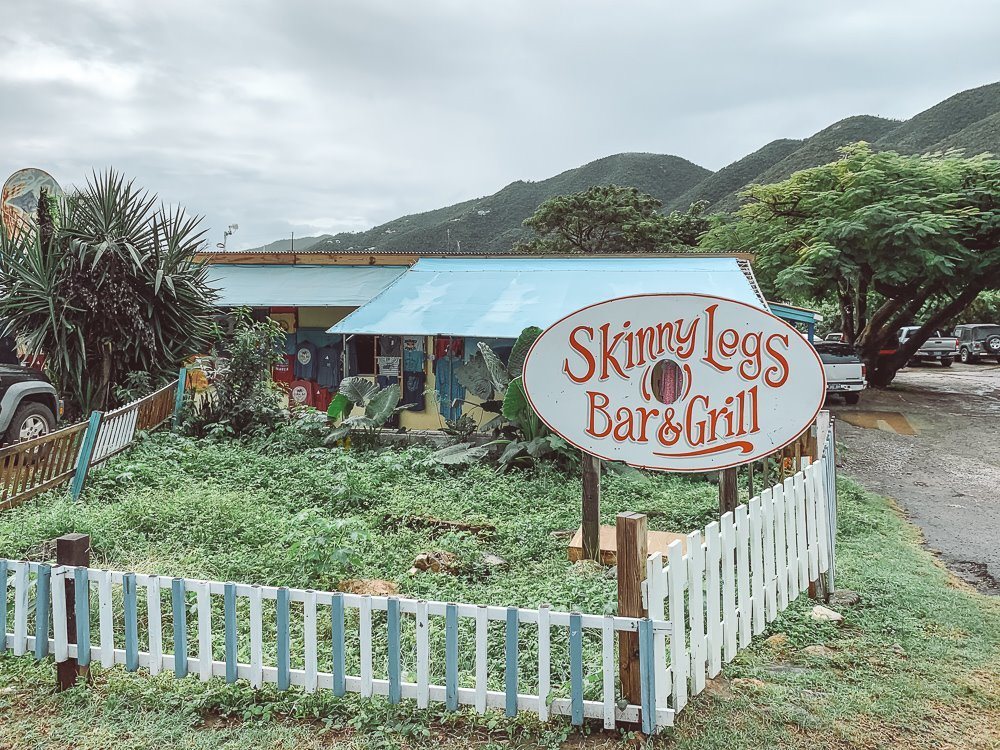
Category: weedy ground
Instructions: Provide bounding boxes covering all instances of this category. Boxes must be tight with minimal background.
[0,430,997,749]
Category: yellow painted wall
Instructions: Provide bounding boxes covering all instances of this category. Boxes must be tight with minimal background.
[296,306,356,329]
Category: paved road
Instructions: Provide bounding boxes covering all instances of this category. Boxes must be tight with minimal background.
[830,361,1000,594]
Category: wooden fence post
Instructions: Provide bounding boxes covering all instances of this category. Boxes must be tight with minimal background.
[719,467,739,516]
[70,412,103,501]
[172,367,188,428]
[617,512,647,706]
[56,533,90,689]
[581,454,601,561]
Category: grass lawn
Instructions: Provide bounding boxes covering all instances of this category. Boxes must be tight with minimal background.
[0,430,997,749]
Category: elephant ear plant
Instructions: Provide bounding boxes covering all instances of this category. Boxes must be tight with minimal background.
[325,376,402,450]
[437,326,578,470]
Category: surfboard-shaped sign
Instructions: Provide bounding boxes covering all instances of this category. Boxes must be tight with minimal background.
[522,294,826,472]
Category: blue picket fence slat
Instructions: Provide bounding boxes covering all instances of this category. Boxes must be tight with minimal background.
[224,583,238,683]
[171,578,187,677]
[123,573,139,671]
[276,587,290,691]
[34,564,51,660]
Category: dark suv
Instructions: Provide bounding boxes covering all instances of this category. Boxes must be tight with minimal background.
[954,324,1000,364]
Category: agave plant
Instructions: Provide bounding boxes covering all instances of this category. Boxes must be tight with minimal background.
[0,170,218,417]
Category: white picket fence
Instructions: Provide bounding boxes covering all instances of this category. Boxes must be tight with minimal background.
[89,380,178,467]
[642,423,837,715]
[0,422,836,735]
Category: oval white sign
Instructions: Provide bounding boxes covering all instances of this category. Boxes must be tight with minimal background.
[522,294,826,472]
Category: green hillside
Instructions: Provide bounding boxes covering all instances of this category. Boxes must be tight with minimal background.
[305,153,710,254]
[929,111,1000,157]
[666,138,801,212]
[244,81,1000,253]
[713,116,900,212]
[876,81,1000,154]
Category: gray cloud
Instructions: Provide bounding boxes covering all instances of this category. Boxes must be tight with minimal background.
[1,0,997,249]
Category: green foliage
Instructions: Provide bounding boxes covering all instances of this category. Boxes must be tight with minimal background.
[325,376,402,448]
[703,143,1000,385]
[112,371,155,404]
[183,309,286,438]
[284,509,369,587]
[0,169,217,417]
[0,436,997,749]
[518,185,709,254]
[950,289,1000,326]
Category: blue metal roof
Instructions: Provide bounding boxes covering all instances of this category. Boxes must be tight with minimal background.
[208,264,406,307]
[327,257,765,338]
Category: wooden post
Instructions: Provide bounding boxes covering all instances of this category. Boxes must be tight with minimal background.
[719,467,739,516]
[616,512,647,706]
[56,533,90,690]
[581,454,601,561]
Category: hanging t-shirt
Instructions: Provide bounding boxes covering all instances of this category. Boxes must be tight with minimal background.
[316,343,341,389]
[272,354,294,383]
[294,340,318,380]
[289,379,313,406]
[402,371,427,411]
[402,336,426,373]
[434,337,463,359]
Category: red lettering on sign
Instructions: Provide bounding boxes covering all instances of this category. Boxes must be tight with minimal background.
[563,326,596,383]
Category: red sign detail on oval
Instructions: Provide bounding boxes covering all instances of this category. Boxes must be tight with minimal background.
[521,294,827,472]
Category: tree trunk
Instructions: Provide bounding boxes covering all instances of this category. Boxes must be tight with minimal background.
[866,286,983,386]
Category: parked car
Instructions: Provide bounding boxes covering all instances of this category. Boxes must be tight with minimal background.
[824,332,845,342]
[897,326,958,366]
[953,324,1000,364]
[812,341,866,404]
[0,365,60,444]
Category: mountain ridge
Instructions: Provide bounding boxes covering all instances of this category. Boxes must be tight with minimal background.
[246,81,1000,254]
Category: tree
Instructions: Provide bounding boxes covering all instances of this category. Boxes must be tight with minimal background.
[519,185,712,253]
[0,170,218,416]
[703,144,1000,385]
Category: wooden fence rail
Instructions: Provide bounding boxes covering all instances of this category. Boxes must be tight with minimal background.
[0,422,89,510]
[0,375,184,511]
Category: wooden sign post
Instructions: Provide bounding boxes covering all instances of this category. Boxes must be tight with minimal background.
[581,454,601,561]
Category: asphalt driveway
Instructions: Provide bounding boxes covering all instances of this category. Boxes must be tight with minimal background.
[830,361,1000,594]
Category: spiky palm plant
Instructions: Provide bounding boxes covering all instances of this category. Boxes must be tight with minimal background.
[0,170,218,417]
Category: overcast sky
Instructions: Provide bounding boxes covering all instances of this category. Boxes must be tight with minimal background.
[1,1,997,249]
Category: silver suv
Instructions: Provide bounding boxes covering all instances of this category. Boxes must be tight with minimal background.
[954,324,1000,364]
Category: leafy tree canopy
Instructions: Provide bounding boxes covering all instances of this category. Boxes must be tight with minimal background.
[0,170,218,416]
[703,143,1000,385]
[519,185,714,253]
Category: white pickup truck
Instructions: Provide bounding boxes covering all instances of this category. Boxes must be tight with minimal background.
[897,326,958,367]
[812,341,866,404]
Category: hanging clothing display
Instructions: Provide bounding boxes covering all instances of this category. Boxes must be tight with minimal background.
[434,336,463,359]
[402,371,427,411]
[434,355,465,422]
[294,340,318,380]
[289,379,313,407]
[316,342,342,389]
[402,336,426,373]
[272,354,294,383]
[377,335,402,389]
